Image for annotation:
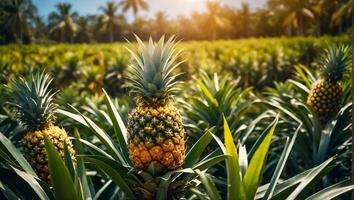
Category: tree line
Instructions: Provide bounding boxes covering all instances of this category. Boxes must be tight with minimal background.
[0,0,351,44]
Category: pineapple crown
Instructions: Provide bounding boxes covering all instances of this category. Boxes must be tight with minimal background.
[320,44,351,83]
[7,72,58,131]
[126,35,183,101]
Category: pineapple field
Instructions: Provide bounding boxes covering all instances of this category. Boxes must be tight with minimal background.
[0,35,352,200]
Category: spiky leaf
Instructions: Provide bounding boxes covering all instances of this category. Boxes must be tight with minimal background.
[126,35,183,100]
[7,73,57,130]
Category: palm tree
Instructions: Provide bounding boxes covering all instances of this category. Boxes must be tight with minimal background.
[268,0,315,36]
[120,0,149,21]
[331,0,352,34]
[240,2,251,37]
[311,0,326,36]
[98,1,120,42]
[76,16,92,43]
[311,0,342,36]
[48,3,80,43]
[152,11,170,39]
[32,16,47,43]
[0,0,37,43]
[131,17,150,40]
[205,1,224,40]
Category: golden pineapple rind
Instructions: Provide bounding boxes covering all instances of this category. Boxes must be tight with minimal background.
[307,79,342,123]
[22,125,76,183]
[127,101,186,170]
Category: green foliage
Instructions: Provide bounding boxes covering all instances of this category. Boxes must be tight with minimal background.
[210,119,354,200]
[222,117,277,200]
[43,133,78,200]
[224,116,246,200]
[0,38,352,200]
[181,71,253,147]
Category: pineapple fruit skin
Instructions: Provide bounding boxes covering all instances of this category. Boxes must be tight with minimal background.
[22,124,76,183]
[127,101,185,170]
[307,79,342,123]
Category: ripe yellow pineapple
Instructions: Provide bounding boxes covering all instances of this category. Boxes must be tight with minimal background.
[307,45,351,123]
[7,73,76,183]
[126,36,186,170]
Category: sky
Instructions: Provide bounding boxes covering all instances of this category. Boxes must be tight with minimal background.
[32,0,267,22]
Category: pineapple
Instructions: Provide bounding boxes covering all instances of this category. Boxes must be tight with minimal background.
[126,36,186,171]
[307,45,351,123]
[7,73,76,183]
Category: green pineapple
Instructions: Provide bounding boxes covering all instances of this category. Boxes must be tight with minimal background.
[126,36,186,171]
[307,45,351,123]
[7,73,76,183]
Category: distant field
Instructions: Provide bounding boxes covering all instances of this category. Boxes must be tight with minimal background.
[0,36,350,92]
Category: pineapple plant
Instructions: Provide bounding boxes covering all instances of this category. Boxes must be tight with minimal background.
[307,45,351,123]
[126,36,186,171]
[84,66,104,95]
[7,73,76,183]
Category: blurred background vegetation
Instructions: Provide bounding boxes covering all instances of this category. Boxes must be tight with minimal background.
[0,0,351,44]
